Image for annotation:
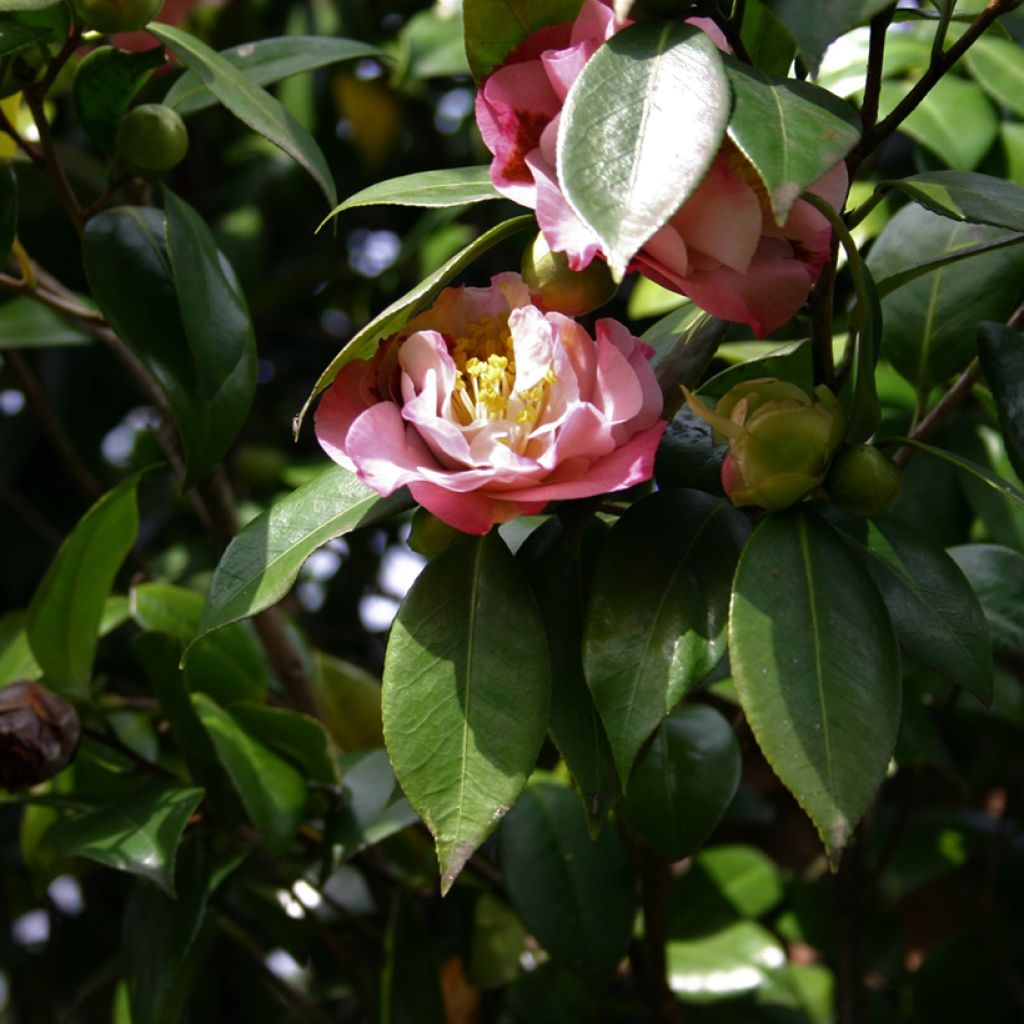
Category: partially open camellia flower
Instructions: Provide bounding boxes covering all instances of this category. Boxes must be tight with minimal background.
[684,378,845,511]
[475,0,848,337]
[315,273,666,534]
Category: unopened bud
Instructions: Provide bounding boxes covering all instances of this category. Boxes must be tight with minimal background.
[0,682,81,791]
[521,232,617,316]
[826,444,902,517]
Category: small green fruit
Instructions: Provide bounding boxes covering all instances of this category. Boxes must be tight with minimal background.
[521,232,618,316]
[116,103,188,175]
[72,0,165,35]
[826,444,902,518]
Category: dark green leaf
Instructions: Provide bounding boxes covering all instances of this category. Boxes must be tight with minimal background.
[0,297,93,348]
[149,24,336,206]
[831,513,992,703]
[162,187,257,486]
[517,520,619,833]
[558,22,730,278]
[868,203,1024,391]
[48,780,203,895]
[295,214,533,433]
[320,167,500,226]
[730,508,901,861]
[228,703,339,785]
[947,544,1024,652]
[0,15,49,58]
[123,842,210,1024]
[881,170,1024,233]
[83,206,256,484]
[620,704,741,861]
[879,76,998,171]
[644,307,730,419]
[0,162,15,264]
[382,533,550,893]
[762,0,893,72]
[0,610,40,685]
[699,339,813,397]
[500,781,636,978]
[0,1,61,12]
[654,407,726,494]
[26,473,142,694]
[164,36,384,116]
[584,490,748,785]
[312,651,384,752]
[191,692,307,855]
[977,321,1024,482]
[964,36,1024,120]
[194,466,409,645]
[740,0,797,76]
[132,582,268,704]
[380,891,448,1024]
[724,58,858,223]
[72,46,165,155]
[463,0,583,80]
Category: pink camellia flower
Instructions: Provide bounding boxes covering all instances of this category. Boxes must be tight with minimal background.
[475,0,849,338]
[315,273,666,535]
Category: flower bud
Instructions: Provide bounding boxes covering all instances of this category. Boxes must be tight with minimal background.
[0,682,80,791]
[116,103,189,175]
[826,444,902,518]
[72,0,165,35]
[520,232,617,316]
[684,378,845,511]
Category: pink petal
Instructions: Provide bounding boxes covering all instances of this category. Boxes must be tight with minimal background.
[345,403,440,494]
[525,149,603,270]
[314,360,377,471]
[408,482,545,535]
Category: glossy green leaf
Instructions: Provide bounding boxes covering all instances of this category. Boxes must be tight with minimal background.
[195,466,409,645]
[0,15,49,57]
[0,610,41,685]
[558,22,730,278]
[83,206,256,484]
[311,651,384,752]
[72,46,165,154]
[191,692,307,855]
[879,76,998,170]
[500,781,635,978]
[0,162,15,265]
[295,215,533,433]
[699,339,813,397]
[668,921,786,1003]
[880,170,1024,233]
[620,704,741,861]
[965,36,1024,119]
[868,203,1024,391]
[26,473,142,695]
[380,891,448,1024]
[832,513,992,703]
[948,544,1024,652]
[517,519,619,832]
[48,780,203,895]
[123,842,210,1024]
[132,582,268,704]
[382,533,550,894]
[398,7,470,80]
[654,407,726,494]
[977,321,1024,482]
[762,0,894,72]
[584,490,749,785]
[730,508,901,860]
[0,297,93,348]
[164,36,383,116]
[320,167,500,226]
[149,24,336,206]
[644,307,730,419]
[740,0,797,76]
[463,0,582,79]
[228,703,339,785]
[724,58,858,224]
[162,188,257,486]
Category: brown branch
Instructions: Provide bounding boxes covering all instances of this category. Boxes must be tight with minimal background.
[33,26,82,98]
[0,104,42,164]
[0,272,107,326]
[22,89,82,235]
[635,844,688,1024]
[835,825,868,1024]
[892,361,980,468]
[850,0,1019,169]
[859,5,897,136]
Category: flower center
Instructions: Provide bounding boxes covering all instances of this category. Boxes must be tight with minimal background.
[448,314,557,450]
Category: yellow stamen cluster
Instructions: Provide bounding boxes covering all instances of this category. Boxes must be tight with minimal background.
[449,315,557,449]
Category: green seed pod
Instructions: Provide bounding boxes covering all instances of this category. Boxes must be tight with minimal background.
[826,444,902,518]
[520,232,618,316]
[116,102,188,175]
[71,0,165,35]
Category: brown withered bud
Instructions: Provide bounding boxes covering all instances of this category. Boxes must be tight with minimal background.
[0,682,81,791]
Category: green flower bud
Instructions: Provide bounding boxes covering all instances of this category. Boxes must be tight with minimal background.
[71,0,165,35]
[116,103,188,175]
[684,378,845,511]
[826,444,902,517]
[0,682,80,791]
[520,232,617,316]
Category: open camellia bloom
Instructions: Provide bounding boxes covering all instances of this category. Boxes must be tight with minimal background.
[475,0,849,338]
[315,274,666,534]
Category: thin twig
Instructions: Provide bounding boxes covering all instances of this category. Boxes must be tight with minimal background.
[859,5,897,136]
[0,488,63,547]
[835,824,868,1024]
[0,272,107,325]
[892,361,980,468]
[33,26,82,98]
[22,89,82,235]
[0,103,41,163]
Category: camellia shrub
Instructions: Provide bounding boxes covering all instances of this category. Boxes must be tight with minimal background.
[1,0,1023,1021]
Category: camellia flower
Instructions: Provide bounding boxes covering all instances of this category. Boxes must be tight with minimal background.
[684,378,845,511]
[315,273,666,535]
[475,0,848,337]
